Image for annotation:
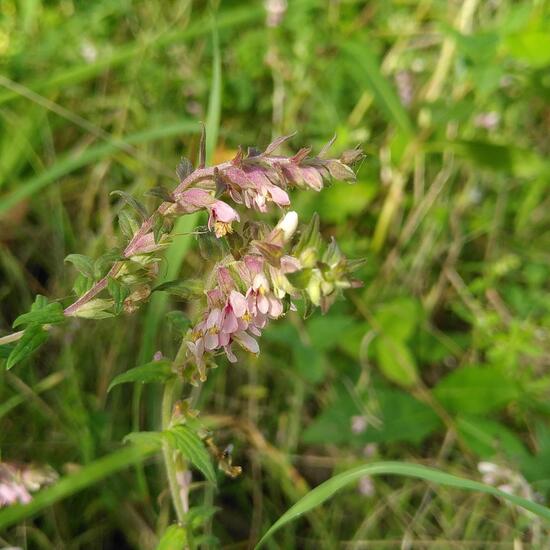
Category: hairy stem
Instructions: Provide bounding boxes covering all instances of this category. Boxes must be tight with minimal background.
[161,339,192,530]
[63,164,227,317]
[162,377,186,524]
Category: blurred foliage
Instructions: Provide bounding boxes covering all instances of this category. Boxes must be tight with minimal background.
[1,0,550,547]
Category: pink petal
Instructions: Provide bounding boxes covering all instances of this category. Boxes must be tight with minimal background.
[126,232,158,256]
[268,184,290,206]
[281,255,301,273]
[204,332,219,351]
[224,345,237,363]
[257,294,269,314]
[246,292,257,315]
[252,273,269,291]
[243,166,273,189]
[281,163,304,185]
[217,267,235,295]
[244,255,264,276]
[219,331,230,347]
[237,317,249,331]
[207,288,224,307]
[211,200,240,223]
[229,290,247,317]
[223,166,255,190]
[176,188,216,213]
[254,312,267,328]
[249,324,262,336]
[300,166,324,191]
[222,309,238,334]
[233,331,260,354]
[268,297,283,318]
[206,308,222,329]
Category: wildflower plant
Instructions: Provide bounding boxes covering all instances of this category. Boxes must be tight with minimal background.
[0,128,364,544]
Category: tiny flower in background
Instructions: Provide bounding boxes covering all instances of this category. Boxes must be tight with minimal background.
[0,462,57,508]
[358,475,375,497]
[80,40,97,63]
[351,415,368,434]
[478,461,534,501]
[474,111,500,131]
[363,443,378,458]
[395,70,414,108]
[265,0,287,27]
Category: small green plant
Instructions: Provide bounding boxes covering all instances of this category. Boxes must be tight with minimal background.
[0,127,364,546]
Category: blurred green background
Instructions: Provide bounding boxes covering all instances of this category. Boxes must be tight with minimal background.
[2,0,550,547]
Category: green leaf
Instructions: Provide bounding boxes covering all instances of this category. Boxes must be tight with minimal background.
[6,326,49,370]
[165,311,192,334]
[118,209,140,240]
[13,301,65,329]
[176,157,194,181]
[71,298,114,320]
[0,445,158,531]
[205,20,222,164]
[156,525,188,550]
[374,336,419,388]
[0,343,16,359]
[303,384,440,447]
[123,431,165,448]
[317,182,376,224]
[504,31,550,68]
[441,140,548,179]
[111,190,149,221]
[344,42,414,137]
[73,274,94,297]
[146,185,174,203]
[165,425,216,485]
[457,416,529,460]
[152,279,204,300]
[433,365,519,415]
[108,360,174,392]
[64,254,96,279]
[107,277,130,315]
[255,461,550,548]
[307,314,355,351]
[184,504,220,530]
[374,298,421,342]
[264,324,326,383]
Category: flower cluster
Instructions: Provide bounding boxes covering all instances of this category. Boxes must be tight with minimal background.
[186,213,302,381]
[0,462,57,508]
[168,135,360,242]
[65,133,363,349]
[184,202,363,382]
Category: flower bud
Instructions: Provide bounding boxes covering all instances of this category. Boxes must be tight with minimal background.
[275,211,299,242]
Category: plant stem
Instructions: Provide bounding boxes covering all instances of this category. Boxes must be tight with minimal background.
[161,339,192,528]
[63,164,225,317]
[162,376,186,524]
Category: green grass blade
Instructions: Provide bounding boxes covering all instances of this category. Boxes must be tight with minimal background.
[156,524,188,550]
[0,121,199,216]
[0,5,263,106]
[343,42,414,136]
[205,18,222,163]
[255,461,550,548]
[0,444,159,531]
[137,15,223,366]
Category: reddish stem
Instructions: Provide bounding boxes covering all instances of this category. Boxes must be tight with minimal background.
[63,164,230,317]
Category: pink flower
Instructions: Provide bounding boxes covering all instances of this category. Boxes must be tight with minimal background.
[0,462,57,508]
[223,166,290,213]
[208,201,240,238]
[175,188,239,238]
[125,232,164,257]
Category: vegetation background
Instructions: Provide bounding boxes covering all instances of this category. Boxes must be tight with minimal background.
[1,0,550,547]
